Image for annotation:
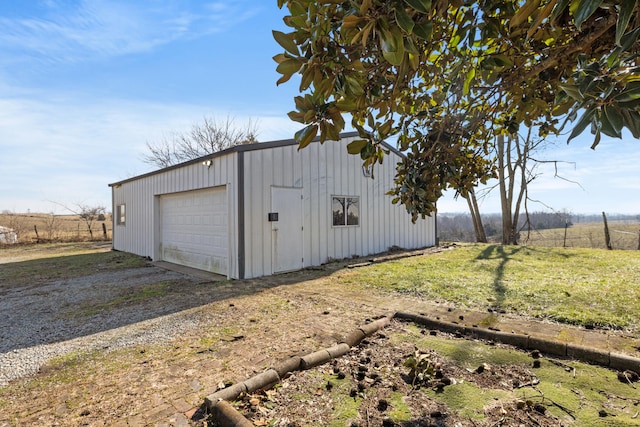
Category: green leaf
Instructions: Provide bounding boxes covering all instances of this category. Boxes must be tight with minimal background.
[295,124,319,149]
[272,30,300,56]
[621,109,640,138]
[380,27,405,66]
[619,27,640,53]
[289,1,306,16]
[287,110,305,123]
[617,81,640,99]
[335,97,358,111]
[300,68,314,91]
[492,55,514,68]
[590,129,601,149]
[552,100,573,117]
[551,0,571,23]
[403,0,431,14]
[567,107,596,143]
[413,20,433,40]
[275,58,302,75]
[395,5,415,34]
[559,83,584,101]
[616,1,635,46]
[572,0,603,31]
[616,98,640,109]
[379,119,393,136]
[510,0,540,29]
[347,139,369,154]
[276,73,292,86]
[601,106,622,138]
[463,68,475,95]
[345,75,364,96]
[325,122,341,141]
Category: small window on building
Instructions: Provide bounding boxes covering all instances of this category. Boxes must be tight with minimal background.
[332,196,359,226]
[116,204,126,225]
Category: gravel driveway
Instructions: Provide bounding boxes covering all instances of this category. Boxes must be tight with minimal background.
[0,265,213,386]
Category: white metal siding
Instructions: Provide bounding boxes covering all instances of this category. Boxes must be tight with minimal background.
[111,153,238,278]
[112,135,435,280]
[242,136,435,279]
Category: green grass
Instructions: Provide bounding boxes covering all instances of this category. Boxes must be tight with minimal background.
[259,325,640,426]
[387,391,412,422]
[405,328,640,426]
[63,281,173,318]
[0,243,148,289]
[338,244,640,331]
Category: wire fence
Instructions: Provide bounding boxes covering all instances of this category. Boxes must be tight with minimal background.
[522,227,639,250]
[440,221,640,250]
[0,214,112,245]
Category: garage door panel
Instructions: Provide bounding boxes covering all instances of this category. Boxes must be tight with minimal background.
[160,187,227,275]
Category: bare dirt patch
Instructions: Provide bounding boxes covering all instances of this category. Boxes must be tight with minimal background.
[1,243,639,426]
[231,321,640,426]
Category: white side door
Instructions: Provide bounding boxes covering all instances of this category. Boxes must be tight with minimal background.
[271,187,304,273]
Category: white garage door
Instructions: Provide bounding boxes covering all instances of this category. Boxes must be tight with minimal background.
[160,187,227,275]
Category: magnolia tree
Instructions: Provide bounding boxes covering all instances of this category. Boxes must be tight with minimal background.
[273,0,640,224]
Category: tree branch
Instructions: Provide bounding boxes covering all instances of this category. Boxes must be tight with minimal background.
[507,13,617,88]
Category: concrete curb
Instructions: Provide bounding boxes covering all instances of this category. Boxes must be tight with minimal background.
[211,400,254,427]
[201,312,640,426]
[394,311,640,374]
[203,315,393,425]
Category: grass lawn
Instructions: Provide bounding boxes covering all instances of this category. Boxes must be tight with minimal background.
[337,244,640,332]
[0,242,147,290]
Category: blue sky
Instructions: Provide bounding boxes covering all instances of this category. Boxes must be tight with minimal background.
[0,0,638,216]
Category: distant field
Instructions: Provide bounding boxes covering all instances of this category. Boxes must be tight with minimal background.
[521,220,640,250]
[0,213,112,244]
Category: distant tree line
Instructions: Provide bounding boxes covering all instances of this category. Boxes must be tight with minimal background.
[438,211,640,243]
[439,211,571,243]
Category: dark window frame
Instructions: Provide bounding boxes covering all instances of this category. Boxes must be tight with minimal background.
[116,204,126,226]
[332,196,360,227]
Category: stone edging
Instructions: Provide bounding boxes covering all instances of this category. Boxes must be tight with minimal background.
[203,312,640,426]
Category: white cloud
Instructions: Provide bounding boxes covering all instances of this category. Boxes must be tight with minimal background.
[0,88,301,213]
[0,0,259,65]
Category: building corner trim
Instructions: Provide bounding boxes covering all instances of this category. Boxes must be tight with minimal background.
[237,152,245,279]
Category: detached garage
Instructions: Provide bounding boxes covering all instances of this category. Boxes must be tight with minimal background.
[109,132,436,279]
[159,187,228,274]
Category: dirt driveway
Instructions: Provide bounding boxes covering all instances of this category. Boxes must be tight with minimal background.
[0,244,638,426]
[1,246,411,426]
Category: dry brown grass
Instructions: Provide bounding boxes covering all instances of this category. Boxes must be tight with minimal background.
[0,213,112,244]
[522,220,640,250]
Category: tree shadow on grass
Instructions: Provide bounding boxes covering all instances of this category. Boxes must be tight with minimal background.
[474,244,523,311]
[473,244,575,311]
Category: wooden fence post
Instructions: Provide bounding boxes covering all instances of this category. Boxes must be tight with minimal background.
[102,222,107,240]
[602,212,612,250]
[34,225,39,243]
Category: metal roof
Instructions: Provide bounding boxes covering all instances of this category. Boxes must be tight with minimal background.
[108,131,402,187]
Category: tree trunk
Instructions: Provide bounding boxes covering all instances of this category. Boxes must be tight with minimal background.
[602,212,612,250]
[465,190,487,243]
[497,134,513,245]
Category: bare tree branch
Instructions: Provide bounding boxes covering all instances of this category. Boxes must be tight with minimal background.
[142,116,260,169]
